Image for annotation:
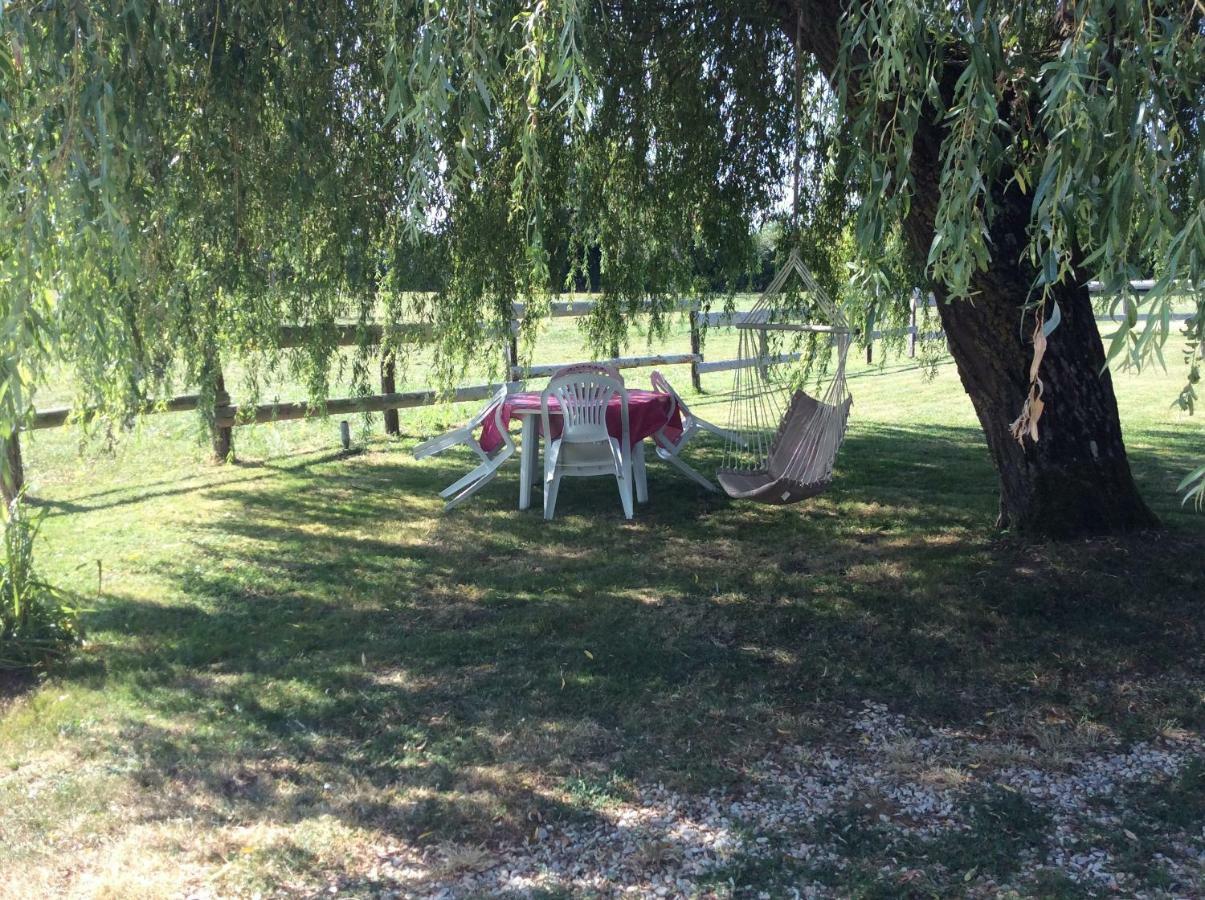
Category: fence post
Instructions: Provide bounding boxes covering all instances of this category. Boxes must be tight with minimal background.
[689,309,702,392]
[865,338,873,365]
[758,328,771,379]
[381,351,400,436]
[505,327,520,384]
[212,368,234,462]
[908,288,919,358]
[1,430,24,507]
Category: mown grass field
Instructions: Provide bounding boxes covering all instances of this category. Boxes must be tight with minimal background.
[1,309,1203,898]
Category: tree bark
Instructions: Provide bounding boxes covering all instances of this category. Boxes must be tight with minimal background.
[780,0,1158,537]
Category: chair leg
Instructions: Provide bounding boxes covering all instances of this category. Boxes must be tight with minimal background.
[656,446,719,492]
[439,458,496,499]
[698,420,744,445]
[544,469,562,520]
[444,469,499,510]
[413,430,466,460]
[615,462,634,519]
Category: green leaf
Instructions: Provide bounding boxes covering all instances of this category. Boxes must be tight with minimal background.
[1042,301,1061,337]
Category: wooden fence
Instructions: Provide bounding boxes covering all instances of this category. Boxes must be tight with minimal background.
[1,281,1194,502]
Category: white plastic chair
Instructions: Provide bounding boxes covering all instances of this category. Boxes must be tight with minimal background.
[649,370,738,493]
[541,371,634,520]
[412,385,516,510]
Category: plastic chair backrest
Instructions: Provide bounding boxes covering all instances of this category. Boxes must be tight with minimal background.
[488,388,516,454]
[551,362,621,380]
[650,370,682,415]
[652,370,695,431]
[469,384,512,430]
[543,372,628,446]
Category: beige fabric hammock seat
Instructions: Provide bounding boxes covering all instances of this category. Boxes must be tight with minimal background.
[717,390,853,504]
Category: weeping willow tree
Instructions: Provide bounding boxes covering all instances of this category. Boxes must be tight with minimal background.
[1,1,1201,537]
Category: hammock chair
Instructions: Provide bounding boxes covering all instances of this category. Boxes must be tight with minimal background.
[716,248,852,505]
[714,8,852,505]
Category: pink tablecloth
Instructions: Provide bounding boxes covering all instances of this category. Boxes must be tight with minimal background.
[479,389,682,453]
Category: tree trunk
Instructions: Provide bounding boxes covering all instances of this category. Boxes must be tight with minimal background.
[1,431,24,508]
[903,145,1158,537]
[212,369,234,463]
[935,274,1158,537]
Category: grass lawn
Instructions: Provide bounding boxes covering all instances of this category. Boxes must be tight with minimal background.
[1,320,1203,897]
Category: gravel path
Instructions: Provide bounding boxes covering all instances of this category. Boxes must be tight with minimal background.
[367,703,1204,898]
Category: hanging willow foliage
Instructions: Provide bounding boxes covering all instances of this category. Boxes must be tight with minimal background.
[0,1,1201,495]
[0,2,801,429]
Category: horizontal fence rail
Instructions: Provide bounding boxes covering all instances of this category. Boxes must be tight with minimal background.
[1099,313,1192,323]
[4,277,1193,503]
[512,299,697,319]
[29,386,506,432]
[516,353,699,379]
[213,385,504,427]
[31,395,204,430]
[696,353,801,375]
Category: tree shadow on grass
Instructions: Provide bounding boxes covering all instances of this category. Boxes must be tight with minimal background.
[52,420,1203,852]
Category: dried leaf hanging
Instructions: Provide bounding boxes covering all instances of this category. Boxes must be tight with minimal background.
[1009,310,1049,446]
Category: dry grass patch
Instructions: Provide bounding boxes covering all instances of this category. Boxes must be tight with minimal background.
[490,717,616,767]
[1029,715,1112,756]
[964,740,1033,770]
[917,765,971,789]
[429,842,497,878]
[843,559,909,585]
